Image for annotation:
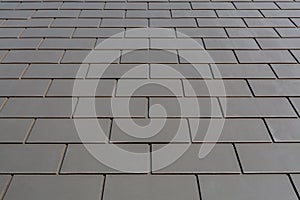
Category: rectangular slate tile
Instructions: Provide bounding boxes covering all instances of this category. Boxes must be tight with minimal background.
[62,50,120,64]
[150,64,212,79]
[61,144,150,173]
[1,19,52,28]
[121,50,178,64]
[236,143,300,173]
[291,50,300,62]
[149,98,222,117]
[190,119,271,142]
[0,144,64,173]
[183,80,252,96]
[235,50,297,63]
[197,19,246,27]
[39,39,96,50]
[105,2,147,10]
[27,119,110,143]
[266,119,300,142]
[149,2,190,9]
[3,50,63,64]
[0,119,33,143]
[0,39,41,50]
[4,175,103,200]
[179,50,237,63]
[290,98,300,115]
[152,144,240,173]
[80,10,125,18]
[234,2,278,9]
[61,2,105,9]
[226,28,279,38]
[87,64,148,79]
[276,28,300,37]
[51,19,100,28]
[103,175,199,200]
[220,98,297,117]
[17,2,62,10]
[125,28,176,38]
[127,10,170,18]
[47,79,116,97]
[204,39,259,50]
[171,10,216,18]
[96,38,149,49]
[199,175,298,200]
[101,19,147,28]
[21,28,74,38]
[150,38,203,49]
[73,28,124,38]
[192,2,235,9]
[271,64,300,78]
[74,98,147,117]
[116,79,183,97]
[244,18,294,27]
[249,80,300,96]
[0,28,23,38]
[176,28,227,38]
[33,10,80,18]
[110,119,190,143]
[0,64,26,78]
[262,10,300,17]
[23,64,88,79]
[292,18,300,27]
[0,98,75,118]
[0,80,49,97]
[216,10,262,17]
[277,2,300,9]
[0,10,34,19]
[257,38,300,49]
[212,64,275,78]
[150,19,197,27]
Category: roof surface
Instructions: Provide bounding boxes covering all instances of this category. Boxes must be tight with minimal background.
[0,0,300,200]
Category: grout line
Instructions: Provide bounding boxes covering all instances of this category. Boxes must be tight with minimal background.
[288,174,300,200]
[99,175,106,200]
[57,144,68,175]
[232,143,244,174]
[262,118,276,143]
[23,118,36,144]
[195,175,203,200]
[0,175,13,200]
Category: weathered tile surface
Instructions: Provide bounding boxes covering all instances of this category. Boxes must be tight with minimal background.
[0,119,33,143]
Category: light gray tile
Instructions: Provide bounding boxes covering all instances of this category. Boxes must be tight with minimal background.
[0,39,41,49]
[183,80,252,96]
[96,38,148,49]
[110,119,190,143]
[62,50,120,64]
[105,2,147,10]
[39,39,96,50]
[291,50,300,62]
[0,64,26,78]
[0,119,33,143]
[127,10,171,18]
[235,50,297,63]
[0,175,10,198]
[2,19,52,28]
[47,79,116,97]
[121,50,178,64]
[3,50,63,63]
[61,2,104,9]
[17,2,62,10]
[226,28,279,38]
[197,19,246,27]
[150,38,203,49]
[149,2,190,9]
[0,98,75,118]
[21,28,74,38]
[212,64,275,78]
[150,64,212,79]
[276,28,300,37]
[204,38,259,50]
[217,10,262,17]
[0,144,64,173]
[4,175,103,200]
[0,80,49,97]
[149,98,222,117]
[199,175,298,200]
[234,2,278,9]
[101,19,147,28]
[262,10,300,17]
[192,2,235,9]
[51,19,100,28]
[0,10,34,19]
[61,144,150,173]
[190,119,271,142]
[28,119,110,143]
[291,98,300,115]
[250,80,300,96]
[87,64,148,79]
[33,10,80,18]
[73,28,124,38]
[172,10,216,18]
[0,28,23,38]
[179,50,237,63]
[271,64,300,78]
[80,10,125,18]
[103,175,199,200]
[23,64,88,79]
[236,143,300,173]
[150,19,197,27]
[220,98,297,117]
[152,144,240,173]
[266,119,300,142]
[244,18,294,27]
[74,98,147,117]
[116,79,183,97]
[176,28,227,38]
[291,175,300,196]
[257,38,300,49]
[277,2,300,9]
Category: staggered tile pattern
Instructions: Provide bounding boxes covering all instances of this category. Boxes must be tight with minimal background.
[1,0,300,199]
